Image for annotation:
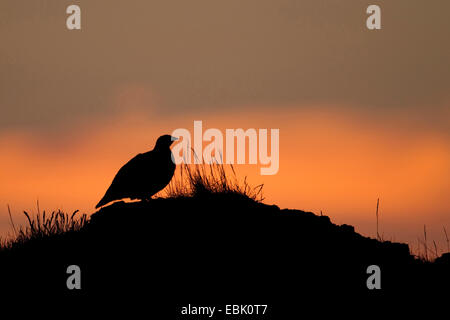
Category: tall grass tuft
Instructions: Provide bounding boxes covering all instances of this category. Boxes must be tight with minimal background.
[1,207,88,250]
[163,162,264,202]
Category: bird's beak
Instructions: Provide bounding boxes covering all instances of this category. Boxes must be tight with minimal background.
[170,136,179,143]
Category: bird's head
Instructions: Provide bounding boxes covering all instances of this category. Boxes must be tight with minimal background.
[155,134,178,149]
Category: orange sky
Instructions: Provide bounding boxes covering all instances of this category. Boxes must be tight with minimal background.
[1,96,449,254]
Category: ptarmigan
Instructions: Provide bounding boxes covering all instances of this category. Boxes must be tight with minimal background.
[95,134,177,208]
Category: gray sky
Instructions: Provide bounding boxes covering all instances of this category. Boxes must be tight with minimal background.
[1,0,449,132]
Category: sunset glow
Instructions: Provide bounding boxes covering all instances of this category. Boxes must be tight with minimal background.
[1,102,449,252]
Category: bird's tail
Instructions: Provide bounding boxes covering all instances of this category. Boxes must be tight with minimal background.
[95,195,110,209]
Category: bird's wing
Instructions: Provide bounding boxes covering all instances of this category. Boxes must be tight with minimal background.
[108,153,147,191]
[98,153,148,203]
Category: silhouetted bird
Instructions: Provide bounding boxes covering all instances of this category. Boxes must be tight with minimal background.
[95,134,178,208]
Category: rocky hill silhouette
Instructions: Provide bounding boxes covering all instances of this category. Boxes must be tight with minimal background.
[2,193,449,301]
